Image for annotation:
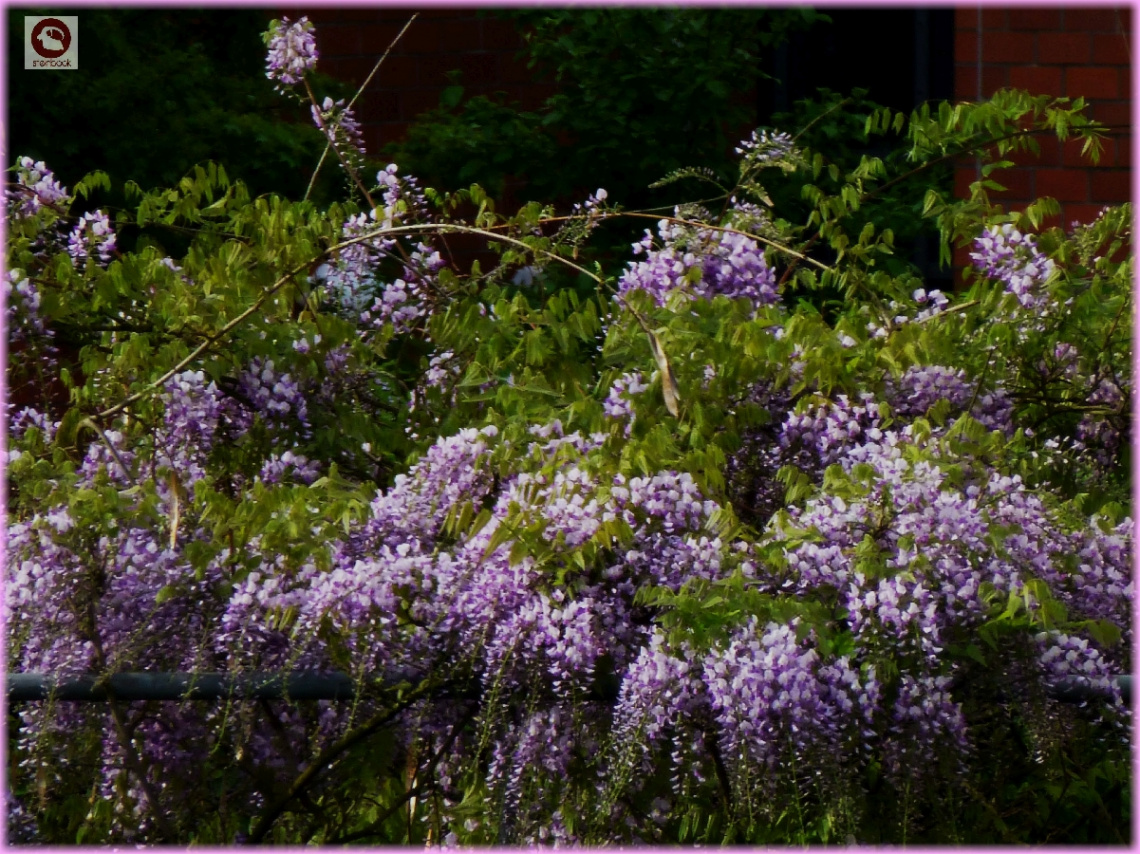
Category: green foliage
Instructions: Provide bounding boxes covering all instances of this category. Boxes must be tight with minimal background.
[389,8,824,208]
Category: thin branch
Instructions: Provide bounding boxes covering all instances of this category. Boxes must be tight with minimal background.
[864,124,1105,208]
[302,146,331,203]
[94,262,306,419]
[247,677,441,844]
[89,208,811,424]
[303,77,377,212]
[347,14,419,113]
[791,97,852,145]
[304,14,419,203]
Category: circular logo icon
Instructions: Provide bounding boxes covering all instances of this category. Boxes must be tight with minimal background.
[31,18,71,59]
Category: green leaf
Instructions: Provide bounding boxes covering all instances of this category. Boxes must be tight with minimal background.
[54,408,85,450]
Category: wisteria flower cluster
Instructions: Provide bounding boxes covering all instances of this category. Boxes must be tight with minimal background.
[7,156,69,219]
[735,128,797,168]
[264,16,318,88]
[620,207,779,308]
[67,210,117,266]
[603,370,648,432]
[969,223,1056,309]
[6,270,50,345]
[320,166,441,335]
[310,96,366,162]
[885,364,1014,435]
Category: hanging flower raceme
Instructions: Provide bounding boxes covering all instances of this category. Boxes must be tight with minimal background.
[969,223,1055,309]
[311,96,366,163]
[264,16,318,88]
[376,163,429,227]
[703,618,874,796]
[67,211,117,266]
[735,128,797,169]
[620,207,779,308]
[6,270,51,345]
[7,156,69,220]
[603,371,648,433]
[885,364,1014,436]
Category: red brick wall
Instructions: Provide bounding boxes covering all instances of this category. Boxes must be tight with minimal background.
[280,8,556,157]
[954,6,1132,229]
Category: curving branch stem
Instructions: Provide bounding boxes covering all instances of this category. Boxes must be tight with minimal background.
[247,677,442,844]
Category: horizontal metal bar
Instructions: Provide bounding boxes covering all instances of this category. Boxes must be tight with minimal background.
[6,672,357,702]
[6,672,1133,706]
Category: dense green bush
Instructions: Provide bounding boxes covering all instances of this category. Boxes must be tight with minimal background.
[390,9,822,205]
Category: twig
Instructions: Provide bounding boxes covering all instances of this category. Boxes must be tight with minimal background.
[348,14,419,113]
[791,97,852,145]
[247,677,440,843]
[302,146,331,203]
[303,77,377,211]
[91,216,656,422]
[304,14,419,203]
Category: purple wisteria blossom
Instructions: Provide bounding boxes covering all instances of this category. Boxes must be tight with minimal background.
[603,371,648,432]
[239,358,310,436]
[67,210,117,265]
[884,673,968,785]
[265,16,317,87]
[257,450,320,485]
[735,129,797,166]
[322,167,440,334]
[620,208,779,307]
[1037,629,1125,708]
[376,163,429,227]
[1075,376,1127,470]
[703,617,876,805]
[970,223,1055,309]
[7,156,69,219]
[323,209,392,314]
[886,364,1014,435]
[6,270,51,345]
[311,96,366,160]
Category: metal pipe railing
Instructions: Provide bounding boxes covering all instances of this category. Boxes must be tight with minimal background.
[6,672,1133,706]
[6,671,357,702]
